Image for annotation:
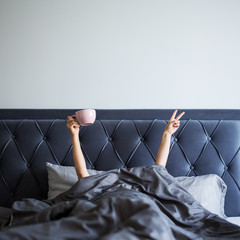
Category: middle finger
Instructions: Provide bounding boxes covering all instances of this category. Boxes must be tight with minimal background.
[175,111,185,120]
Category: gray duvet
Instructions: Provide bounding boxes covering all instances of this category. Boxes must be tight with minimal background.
[1,165,240,240]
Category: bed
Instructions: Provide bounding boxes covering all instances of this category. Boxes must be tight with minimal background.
[0,109,240,239]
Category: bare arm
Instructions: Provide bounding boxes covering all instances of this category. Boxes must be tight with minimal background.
[67,116,90,179]
[155,131,171,167]
[155,110,185,167]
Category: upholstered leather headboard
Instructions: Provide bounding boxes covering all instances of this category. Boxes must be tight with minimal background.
[0,109,240,217]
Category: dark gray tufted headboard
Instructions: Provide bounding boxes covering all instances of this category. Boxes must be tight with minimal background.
[0,109,240,217]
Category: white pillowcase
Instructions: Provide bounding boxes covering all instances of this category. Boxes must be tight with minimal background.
[46,162,227,218]
[176,175,227,219]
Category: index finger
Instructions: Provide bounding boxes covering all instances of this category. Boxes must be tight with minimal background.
[170,110,178,121]
[175,111,185,120]
[67,115,76,120]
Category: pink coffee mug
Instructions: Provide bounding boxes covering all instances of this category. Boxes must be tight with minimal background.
[75,109,96,126]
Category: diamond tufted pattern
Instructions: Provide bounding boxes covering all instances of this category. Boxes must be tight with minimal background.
[0,118,240,217]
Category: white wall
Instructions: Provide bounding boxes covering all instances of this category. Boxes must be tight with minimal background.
[0,0,240,109]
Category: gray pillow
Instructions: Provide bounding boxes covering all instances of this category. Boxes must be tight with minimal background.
[176,175,227,219]
[46,162,227,218]
[46,162,104,199]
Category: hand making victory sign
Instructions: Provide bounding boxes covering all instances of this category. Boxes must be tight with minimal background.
[155,110,185,167]
[164,110,185,135]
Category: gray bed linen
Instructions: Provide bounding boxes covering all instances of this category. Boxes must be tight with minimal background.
[1,165,240,240]
[0,207,11,229]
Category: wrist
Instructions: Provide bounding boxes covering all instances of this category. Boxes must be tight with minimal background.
[162,130,172,138]
[72,133,79,141]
